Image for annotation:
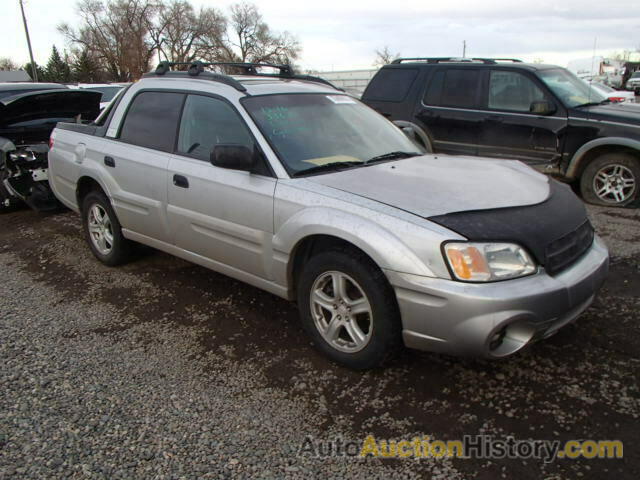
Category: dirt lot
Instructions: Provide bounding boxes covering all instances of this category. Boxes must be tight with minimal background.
[0,204,638,479]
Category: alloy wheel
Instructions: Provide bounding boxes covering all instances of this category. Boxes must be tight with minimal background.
[593,163,636,204]
[87,204,114,255]
[309,271,373,353]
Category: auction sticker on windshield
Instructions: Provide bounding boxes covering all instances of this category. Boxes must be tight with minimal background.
[326,95,357,104]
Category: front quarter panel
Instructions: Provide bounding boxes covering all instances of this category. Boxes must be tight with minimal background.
[272,179,462,290]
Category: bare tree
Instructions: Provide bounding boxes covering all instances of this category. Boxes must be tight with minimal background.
[223,2,300,65]
[59,0,158,81]
[373,46,400,67]
[0,57,19,71]
[150,0,226,67]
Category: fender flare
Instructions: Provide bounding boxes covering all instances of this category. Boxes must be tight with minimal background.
[273,207,436,278]
[392,120,434,153]
[565,137,640,179]
[76,173,114,208]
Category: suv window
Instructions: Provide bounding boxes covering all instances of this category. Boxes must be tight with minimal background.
[119,91,184,152]
[488,71,545,112]
[177,95,254,161]
[364,68,418,102]
[424,69,481,108]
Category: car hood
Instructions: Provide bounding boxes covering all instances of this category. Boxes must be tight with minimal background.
[578,102,640,126]
[0,89,101,127]
[306,155,550,218]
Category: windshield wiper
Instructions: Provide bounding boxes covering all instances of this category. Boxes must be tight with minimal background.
[576,98,611,108]
[363,151,420,165]
[292,161,364,177]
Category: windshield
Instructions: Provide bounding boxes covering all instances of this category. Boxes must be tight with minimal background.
[539,68,607,107]
[242,94,419,175]
[85,86,123,102]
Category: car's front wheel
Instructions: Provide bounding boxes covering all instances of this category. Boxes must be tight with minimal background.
[81,190,133,266]
[297,247,402,369]
[580,153,639,206]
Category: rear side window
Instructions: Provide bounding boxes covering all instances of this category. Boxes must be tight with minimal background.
[424,69,481,108]
[119,91,184,152]
[364,68,418,102]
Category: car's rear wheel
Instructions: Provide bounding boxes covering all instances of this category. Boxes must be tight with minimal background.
[81,190,133,266]
[297,247,402,369]
[580,153,639,206]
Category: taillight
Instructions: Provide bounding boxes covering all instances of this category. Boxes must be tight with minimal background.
[49,135,54,150]
[609,97,625,103]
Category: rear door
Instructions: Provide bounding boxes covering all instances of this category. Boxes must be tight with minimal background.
[102,90,184,243]
[416,68,483,156]
[167,94,276,279]
[477,69,567,165]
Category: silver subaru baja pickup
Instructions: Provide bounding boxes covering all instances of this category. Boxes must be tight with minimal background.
[48,62,609,369]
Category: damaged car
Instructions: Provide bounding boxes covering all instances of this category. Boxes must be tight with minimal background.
[0,88,101,212]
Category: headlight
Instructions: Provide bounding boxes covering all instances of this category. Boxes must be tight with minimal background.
[443,242,536,282]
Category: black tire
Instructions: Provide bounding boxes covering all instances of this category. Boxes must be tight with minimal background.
[580,153,640,206]
[297,247,402,369]
[81,190,134,266]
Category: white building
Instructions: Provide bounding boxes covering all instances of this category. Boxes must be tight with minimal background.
[317,69,378,97]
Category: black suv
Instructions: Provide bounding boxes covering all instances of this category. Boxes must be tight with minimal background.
[362,57,640,206]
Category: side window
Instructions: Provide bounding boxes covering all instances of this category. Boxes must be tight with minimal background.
[119,91,184,151]
[488,71,546,112]
[177,95,254,161]
[364,68,418,102]
[424,69,481,108]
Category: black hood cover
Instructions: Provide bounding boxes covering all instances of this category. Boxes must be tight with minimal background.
[429,180,593,275]
[0,89,101,126]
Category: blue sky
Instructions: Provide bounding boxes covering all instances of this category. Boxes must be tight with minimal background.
[3,0,639,71]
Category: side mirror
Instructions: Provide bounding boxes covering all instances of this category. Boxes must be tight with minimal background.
[530,100,556,116]
[210,144,256,172]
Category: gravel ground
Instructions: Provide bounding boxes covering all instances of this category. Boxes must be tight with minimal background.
[0,204,639,479]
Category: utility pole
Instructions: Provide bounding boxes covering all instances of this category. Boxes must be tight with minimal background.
[462,40,467,58]
[19,0,38,82]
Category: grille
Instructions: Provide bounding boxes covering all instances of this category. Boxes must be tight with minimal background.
[545,221,594,275]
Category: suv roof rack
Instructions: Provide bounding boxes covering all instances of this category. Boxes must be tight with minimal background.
[143,61,342,92]
[391,57,523,65]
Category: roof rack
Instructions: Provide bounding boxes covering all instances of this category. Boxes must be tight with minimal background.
[143,61,342,92]
[391,57,523,65]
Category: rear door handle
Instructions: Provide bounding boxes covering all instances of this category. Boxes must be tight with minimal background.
[104,156,115,167]
[173,174,189,188]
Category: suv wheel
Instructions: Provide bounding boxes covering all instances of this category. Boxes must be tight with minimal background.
[297,248,401,369]
[580,153,639,206]
[82,190,133,265]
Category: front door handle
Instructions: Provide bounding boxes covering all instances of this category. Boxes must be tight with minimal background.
[173,174,189,188]
[104,156,115,167]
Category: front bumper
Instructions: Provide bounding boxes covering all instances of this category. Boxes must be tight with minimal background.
[385,235,609,358]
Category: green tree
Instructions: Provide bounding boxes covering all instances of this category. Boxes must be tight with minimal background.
[45,45,72,83]
[22,61,46,81]
[72,48,103,82]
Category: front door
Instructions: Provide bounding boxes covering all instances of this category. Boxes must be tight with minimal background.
[477,69,566,166]
[167,94,276,279]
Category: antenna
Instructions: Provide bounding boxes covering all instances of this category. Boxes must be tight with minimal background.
[587,37,597,105]
[462,40,467,58]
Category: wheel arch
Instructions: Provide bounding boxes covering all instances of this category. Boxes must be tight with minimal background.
[392,120,434,153]
[76,175,111,210]
[566,137,640,180]
[274,208,436,300]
